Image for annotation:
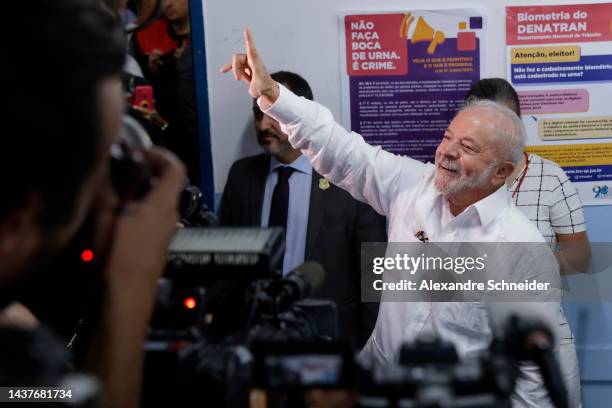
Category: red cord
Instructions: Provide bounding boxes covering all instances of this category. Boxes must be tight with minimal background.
[512,152,530,199]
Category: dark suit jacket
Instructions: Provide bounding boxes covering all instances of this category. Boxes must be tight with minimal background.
[219,154,387,348]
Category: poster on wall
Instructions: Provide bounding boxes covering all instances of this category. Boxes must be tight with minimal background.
[339,9,485,163]
[506,3,612,206]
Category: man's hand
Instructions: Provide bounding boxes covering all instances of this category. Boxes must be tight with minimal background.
[0,302,38,330]
[86,147,184,408]
[220,28,279,106]
[106,147,185,305]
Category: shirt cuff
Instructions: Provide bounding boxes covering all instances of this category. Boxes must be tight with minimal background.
[258,82,304,125]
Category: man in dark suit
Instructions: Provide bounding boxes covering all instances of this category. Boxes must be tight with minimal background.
[220,71,387,348]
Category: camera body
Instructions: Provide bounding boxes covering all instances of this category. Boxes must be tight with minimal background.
[141,227,338,407]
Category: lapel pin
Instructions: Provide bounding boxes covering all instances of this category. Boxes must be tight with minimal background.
[414,230,429,242]
[319,178,330,191]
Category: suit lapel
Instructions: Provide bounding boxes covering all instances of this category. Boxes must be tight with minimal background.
[305,170,327,259]
[249,155,269,226]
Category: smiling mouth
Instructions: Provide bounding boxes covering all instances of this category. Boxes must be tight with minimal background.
[439,163,459,173]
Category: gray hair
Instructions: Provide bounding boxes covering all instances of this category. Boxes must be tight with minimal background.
[459,99,525,164]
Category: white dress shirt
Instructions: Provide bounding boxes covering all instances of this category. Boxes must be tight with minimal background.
[261,84,571,407]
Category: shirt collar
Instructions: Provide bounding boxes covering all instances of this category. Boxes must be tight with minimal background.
[471,184,511,227]
[269,154,312,175]
[435,183,511,228]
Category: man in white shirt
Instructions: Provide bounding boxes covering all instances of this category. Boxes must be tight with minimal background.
[222,29,569,407]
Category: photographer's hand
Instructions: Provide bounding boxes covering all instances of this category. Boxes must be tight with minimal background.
[86,147,184,408]
[220,28,279,107]
[0,302,39,330]
[106,147,184,298]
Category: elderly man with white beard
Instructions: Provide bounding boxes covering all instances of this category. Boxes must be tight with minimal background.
[222,29,572,407]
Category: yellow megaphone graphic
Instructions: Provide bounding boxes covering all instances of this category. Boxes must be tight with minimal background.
[411,16,445,55]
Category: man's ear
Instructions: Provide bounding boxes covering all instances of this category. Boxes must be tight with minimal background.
[494,161,515,182]
[0,193,43,260]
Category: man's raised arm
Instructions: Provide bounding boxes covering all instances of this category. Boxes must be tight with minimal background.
[221,29,427,216]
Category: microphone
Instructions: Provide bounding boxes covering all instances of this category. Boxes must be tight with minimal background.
[488,302,558,343]
[275,261,325,310]
[488,303,568,408]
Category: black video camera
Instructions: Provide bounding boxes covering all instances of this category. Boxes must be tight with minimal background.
[141,227,339,407]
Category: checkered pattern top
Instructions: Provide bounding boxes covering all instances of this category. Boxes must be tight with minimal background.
[509,153,586,244]
[510,153,583,345]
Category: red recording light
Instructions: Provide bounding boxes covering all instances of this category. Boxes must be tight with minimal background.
[81,249,94,263]
[183,297,197,310]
